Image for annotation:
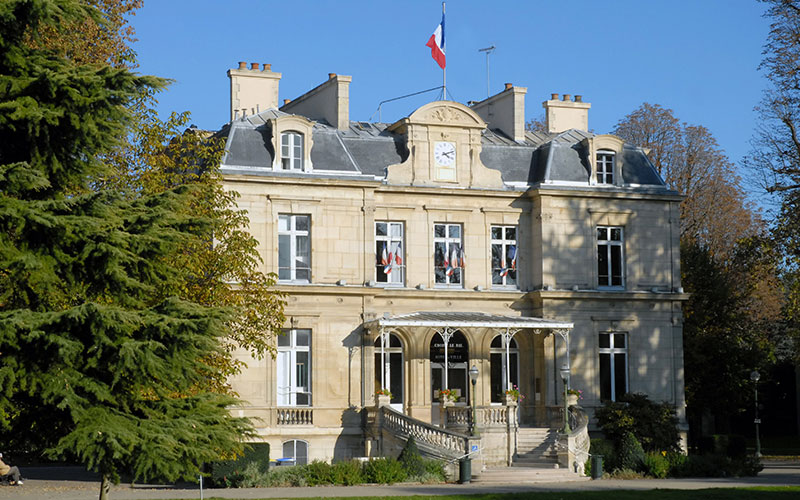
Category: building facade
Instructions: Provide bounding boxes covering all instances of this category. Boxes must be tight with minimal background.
[218,62,688,465]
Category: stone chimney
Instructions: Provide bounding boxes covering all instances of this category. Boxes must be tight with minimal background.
[280,72,352,130]
[542,93,591,133]
[470,83,527,142]
[227,61,282,122]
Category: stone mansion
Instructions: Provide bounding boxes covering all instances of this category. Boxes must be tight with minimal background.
[216,61,688,468]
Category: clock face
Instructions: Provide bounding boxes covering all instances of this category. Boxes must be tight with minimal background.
[434,141,456,167]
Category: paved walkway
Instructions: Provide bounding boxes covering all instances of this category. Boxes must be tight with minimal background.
[0,460,798,500]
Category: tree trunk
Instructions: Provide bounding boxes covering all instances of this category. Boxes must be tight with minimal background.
[99,474,110,500]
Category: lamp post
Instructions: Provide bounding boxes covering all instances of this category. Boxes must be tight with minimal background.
[750,370,761,458]
[469,364,479,436]
[560,363,571,433]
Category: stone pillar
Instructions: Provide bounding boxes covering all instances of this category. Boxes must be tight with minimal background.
[505,396,518,466]
[439,396,453,429]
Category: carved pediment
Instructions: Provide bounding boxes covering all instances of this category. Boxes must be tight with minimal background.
[385,100,502,189]
[389,101,486,133]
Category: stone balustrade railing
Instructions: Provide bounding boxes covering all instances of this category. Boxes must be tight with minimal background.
[381,406,468,457]
[557,404,590,474]
[277,407,313,425]
[445,405,510,429]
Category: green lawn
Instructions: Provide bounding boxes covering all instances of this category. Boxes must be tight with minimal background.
[197,487,800,500]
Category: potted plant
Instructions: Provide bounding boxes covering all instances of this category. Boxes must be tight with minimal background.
[566,388,582,406]
[505,385,525,405]
[375,388,392,407]
[438,388,459,405]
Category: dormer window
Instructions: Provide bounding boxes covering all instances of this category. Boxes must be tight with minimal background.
[281,131,304,171]
[596,150,615,185]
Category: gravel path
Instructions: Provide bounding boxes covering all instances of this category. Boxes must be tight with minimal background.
[0,460,798,500]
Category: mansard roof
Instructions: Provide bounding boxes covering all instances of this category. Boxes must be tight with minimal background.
[217,107,668,191]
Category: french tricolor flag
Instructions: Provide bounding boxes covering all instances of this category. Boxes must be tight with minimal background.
[426,10,446,70]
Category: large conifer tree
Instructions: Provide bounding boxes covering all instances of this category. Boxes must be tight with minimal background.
[0,2,252,498]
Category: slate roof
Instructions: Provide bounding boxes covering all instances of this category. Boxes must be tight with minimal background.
[217,107,668,191]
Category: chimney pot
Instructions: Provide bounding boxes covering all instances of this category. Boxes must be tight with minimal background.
[504,82,513,90]
[238,61,247,70]
[328,73,337,80]
[551,93,559,100]
[563,94,571,101]
[575,95,582,102]
[262,63,271,71]
[250,62,259,70]
[284,99,292,105]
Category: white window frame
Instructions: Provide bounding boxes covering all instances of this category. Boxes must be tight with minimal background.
[596,150,615,185]
[375,221,405,286]
[281,439,308,465]
[434,223,463,288]
[281,131,304,171]
[278,214,310,283]
[490,335,519,404]
[277,329,311,407]
[598,332,628,401]
[491,225,518,289]
[597,226,624,289]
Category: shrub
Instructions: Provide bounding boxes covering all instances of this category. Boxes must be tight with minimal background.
[669,454,762,478]
[263,466,308,487]
[589,438,616,472]
[609,468,646,479]
[398,436,425,477]
[364,457,407,484]
[642,451,669,478]
[665,451,687,476]
[409,458,446,483]
[595,393,680,452]
[209,442,270,487]
[304,460,334,486]
[330,460,366,485]
[617,431,645,472]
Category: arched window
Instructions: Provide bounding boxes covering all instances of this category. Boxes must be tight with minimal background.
[596,149,615,184]
[374,333,404,409]
[281,131,304,171]
[490,335,519,403]
[282,439,308,466]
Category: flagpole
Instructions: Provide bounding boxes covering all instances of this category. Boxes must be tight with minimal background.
[442,1,446,100]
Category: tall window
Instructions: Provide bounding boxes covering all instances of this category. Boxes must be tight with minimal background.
[596,150,614,184]
[374,334,404,408]
[281,131,304,171]
[597,226,623,288]
[490,335,519,403]
[277,329,311,406]
[278,214,310,282]
[434,223,463,287]
[375,222,404,285]
[491,225,517,288]
[599,332,627,401]
[282,440,308,465]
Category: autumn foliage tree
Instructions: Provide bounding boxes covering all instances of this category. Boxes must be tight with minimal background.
[614,104,782,435]
[613,103,760,260]
[747,0,800,352]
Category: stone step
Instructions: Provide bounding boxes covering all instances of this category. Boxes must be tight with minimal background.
[472,466,589,484]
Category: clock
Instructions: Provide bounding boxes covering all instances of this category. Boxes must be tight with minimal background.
[434,141,456,167]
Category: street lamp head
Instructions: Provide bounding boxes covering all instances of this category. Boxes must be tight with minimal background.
[750,370,760,382]
[560,363,570,384]
[469,364,479,383]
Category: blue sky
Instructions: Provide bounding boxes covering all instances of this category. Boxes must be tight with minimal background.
[132,0,769,170]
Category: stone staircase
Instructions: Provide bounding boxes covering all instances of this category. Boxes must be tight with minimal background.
[514,427,559,467]
[472,427,588,484]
